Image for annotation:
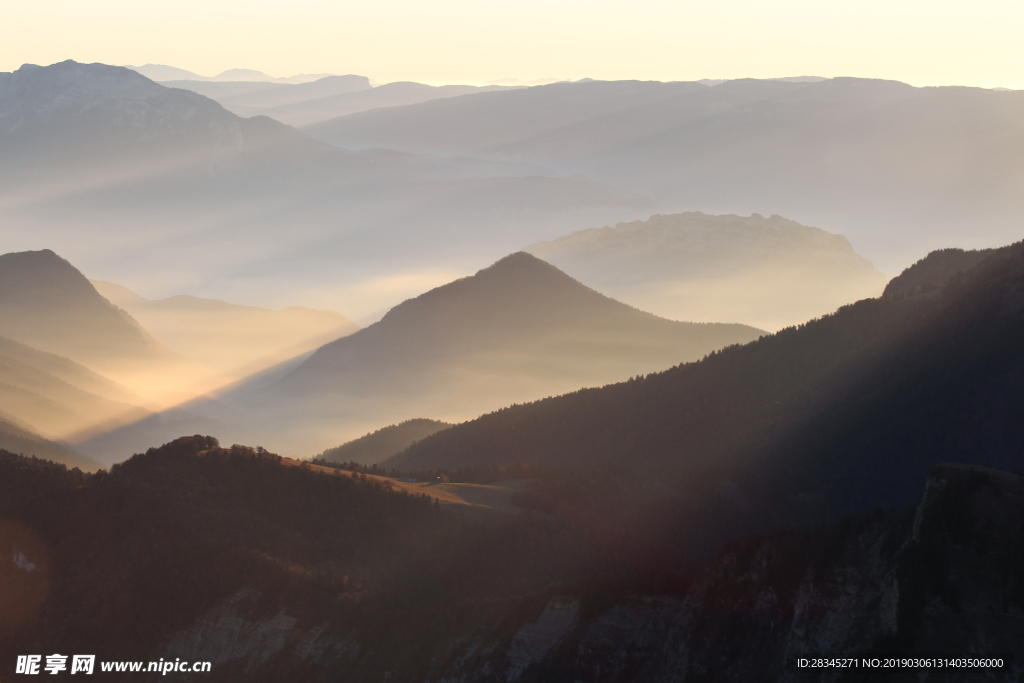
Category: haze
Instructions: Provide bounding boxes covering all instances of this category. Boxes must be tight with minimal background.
[3,0,1023,89]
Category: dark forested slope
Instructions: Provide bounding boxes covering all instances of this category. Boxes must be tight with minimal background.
[883,247,997,298]
[319,419,452,465]
[391,241,1024,528]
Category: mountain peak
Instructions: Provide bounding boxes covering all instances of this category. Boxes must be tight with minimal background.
[474,250,569,281]
[264,251,762,455]
[0,249,164,370]
[0,249,98,305]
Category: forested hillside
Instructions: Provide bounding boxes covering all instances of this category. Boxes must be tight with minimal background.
[391,240,1024,543]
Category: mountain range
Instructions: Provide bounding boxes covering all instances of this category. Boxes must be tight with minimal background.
[1,60,643,320]
[78,252,763,461]
[126,64,336,84]
[387,241,1024,553]
[163,77,519,127]
[2,56,1022,682]
[306,77,1024,273]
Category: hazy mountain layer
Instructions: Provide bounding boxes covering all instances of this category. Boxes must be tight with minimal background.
[0,415,96,470]
[319,418,452,465]
[0,335,150,441]
[307,77,1024,272]
[167,77,515,127]
[160,74,372,123]
[524,212,887,330]
[254,252,763,451]
[80,253,762,461]
[127,64,336,84]
[91,280,358,382]
[389,240,1024,541]
[0,61,644,320]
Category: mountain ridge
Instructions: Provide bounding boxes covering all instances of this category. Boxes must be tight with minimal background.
[386,240,1024,544]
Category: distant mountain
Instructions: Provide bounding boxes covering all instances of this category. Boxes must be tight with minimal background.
[164,77,519,127]
[0,60,335,176]
[250,252,763,453]
[161,74,373,124]
[388,240,1024,542]
[319,418,452,465]
[305,77,1024,272]
[124,64,206,81]
[0,250,170,374]
[91,280,358,381]
[80,253,762,460]
[126,64,337,84]
[0,61,644,322]
[260,81,517,128]
[524,212,887,330]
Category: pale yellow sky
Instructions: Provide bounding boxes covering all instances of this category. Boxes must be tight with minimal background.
[3,0,1023,88]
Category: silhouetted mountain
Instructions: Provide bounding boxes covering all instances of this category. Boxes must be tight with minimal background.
[249,252,762,453]
[389,240,1024,542]
[319,418,452,465]
[91,280,358,381]
[0,436,597,678]
[0,250,170,373]
[0,61,644,320]
[307,77,1024,272]
[884,247,997,298]
[524,212,886,330]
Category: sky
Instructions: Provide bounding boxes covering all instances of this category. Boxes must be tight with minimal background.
[3,0,1023,88]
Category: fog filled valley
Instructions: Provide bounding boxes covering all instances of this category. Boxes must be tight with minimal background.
[2,58,1024,682]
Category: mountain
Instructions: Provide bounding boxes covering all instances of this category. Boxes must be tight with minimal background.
[0,415,97,470]
[883,246,997,298]
[3,438,1022,680]
[524,212,887,330]
[253,81,517,128]
[126,64,337,84]
[251,252,763,453]
[318,418,452,465]
[164,77,518,127]
[388,240,1024,544]
[124,64,206,81]
[160,74,373,124]
[79,253,761,461]
[305,77,1024,272]
[0,334,149,441]
[91,280,358,381]
[434,464,1024,681]
[0,61,645,322]
[0,250,170,374]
